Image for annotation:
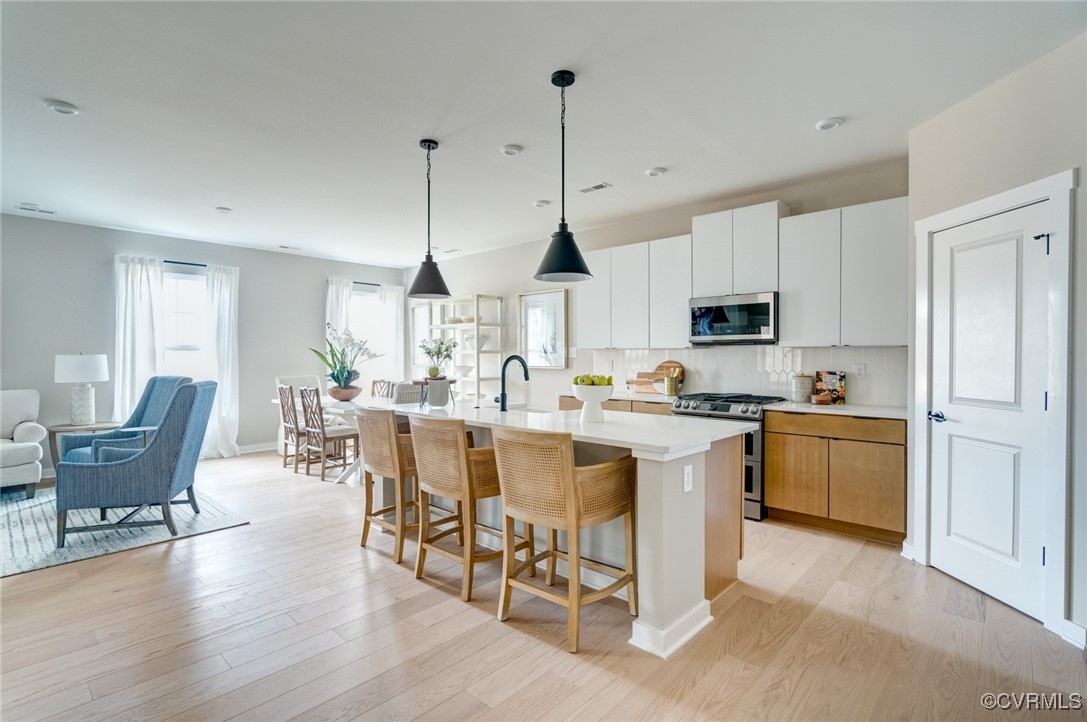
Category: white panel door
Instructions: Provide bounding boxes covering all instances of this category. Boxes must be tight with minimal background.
[691,209,733,297]
[778,208,841,347]
[574,248,611,349]
[649,234,692,349]
[610,242,650,348]
[733,201,786,294]
[930,201,1048,620]
[841,197,908,346]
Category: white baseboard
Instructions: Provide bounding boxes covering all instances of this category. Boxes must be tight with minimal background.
[239,442,277,455]
[1062,620,1086,649]
[900,541,916,562]
[630,600,713,659]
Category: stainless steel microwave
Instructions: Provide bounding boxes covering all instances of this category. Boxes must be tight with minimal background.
[689,292,778,345]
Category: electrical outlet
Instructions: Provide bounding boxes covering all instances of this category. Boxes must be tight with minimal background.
[683,465,693,493]
[852,363,867,379]
[606,360,614,373]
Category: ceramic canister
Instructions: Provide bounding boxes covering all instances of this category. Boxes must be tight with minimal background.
[789,374,814,402]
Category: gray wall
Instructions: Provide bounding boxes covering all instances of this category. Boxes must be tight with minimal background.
[908,33,1087,625]
[0,214,404,471]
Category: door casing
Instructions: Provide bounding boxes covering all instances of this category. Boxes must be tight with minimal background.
[913,169,1078,645]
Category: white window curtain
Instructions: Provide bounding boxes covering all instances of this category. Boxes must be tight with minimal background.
[325,278,352,335]
[380,284,405,380]
[113,255,164,421]
[201,264,241,458]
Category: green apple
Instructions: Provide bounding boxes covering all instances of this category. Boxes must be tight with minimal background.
[593,376,608,386]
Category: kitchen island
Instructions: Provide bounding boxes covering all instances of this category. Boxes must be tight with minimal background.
[325,397,757,658]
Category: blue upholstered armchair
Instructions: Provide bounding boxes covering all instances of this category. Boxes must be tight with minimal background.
[59,375,191,463]
[54,381,217,547]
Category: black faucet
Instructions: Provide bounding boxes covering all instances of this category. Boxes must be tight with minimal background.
[499,355,530,412]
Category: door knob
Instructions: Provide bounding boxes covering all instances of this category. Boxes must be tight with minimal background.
[927,411,946,423]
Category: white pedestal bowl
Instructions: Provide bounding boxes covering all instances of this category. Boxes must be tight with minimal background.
[571,384,614,423]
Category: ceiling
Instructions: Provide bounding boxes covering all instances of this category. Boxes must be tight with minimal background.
[3,2,1084,268]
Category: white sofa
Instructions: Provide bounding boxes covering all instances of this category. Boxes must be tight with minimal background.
[1,389,47,498]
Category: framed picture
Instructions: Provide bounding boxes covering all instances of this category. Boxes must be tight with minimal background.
[517,289,567,369]
[814,370,846,404]
[410,303,432,366]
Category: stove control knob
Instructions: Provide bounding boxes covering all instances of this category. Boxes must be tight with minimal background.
[738,404,749,414]
[681,401,690,409]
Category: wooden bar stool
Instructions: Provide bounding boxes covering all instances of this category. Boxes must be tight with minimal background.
[409,416,534,601]
[299,387,358,481]
[355,407,418,564]
[491,427,638,653]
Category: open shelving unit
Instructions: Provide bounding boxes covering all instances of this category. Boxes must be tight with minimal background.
[428,294,504,402]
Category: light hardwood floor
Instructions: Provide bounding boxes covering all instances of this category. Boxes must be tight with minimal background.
[2,452,1083,721]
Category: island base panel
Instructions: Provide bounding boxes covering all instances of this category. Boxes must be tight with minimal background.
[705,435,744,600]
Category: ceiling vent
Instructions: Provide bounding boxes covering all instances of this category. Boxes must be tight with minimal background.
[15,203,56,215]
[578,181,613,194]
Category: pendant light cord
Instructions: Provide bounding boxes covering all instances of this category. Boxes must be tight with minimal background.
[426,146,432,255]
[560,84,566,224]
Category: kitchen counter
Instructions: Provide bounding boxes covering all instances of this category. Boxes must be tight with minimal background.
[318,394,752,659]
[764,400,907,420]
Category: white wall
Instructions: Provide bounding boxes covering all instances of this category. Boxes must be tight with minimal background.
[0,214,404,472]
[907,33,1087,625]
[406,158,910,409]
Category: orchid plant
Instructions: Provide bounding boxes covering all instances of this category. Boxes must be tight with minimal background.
[310,323,381,389]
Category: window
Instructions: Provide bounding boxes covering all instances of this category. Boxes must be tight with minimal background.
[162,269,214,380]
[347,288,400,390]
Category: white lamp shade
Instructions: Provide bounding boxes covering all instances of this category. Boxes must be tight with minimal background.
[55,354,109,383]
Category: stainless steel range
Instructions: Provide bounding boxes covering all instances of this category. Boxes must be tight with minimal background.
[671,393,785,520]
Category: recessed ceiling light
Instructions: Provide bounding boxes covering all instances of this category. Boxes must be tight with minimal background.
[44,99,79,115]
[645,167,667,177]
[815,117,844,131]
[215,206,233,213]
[533,200,552,208]
[500,144,523,156]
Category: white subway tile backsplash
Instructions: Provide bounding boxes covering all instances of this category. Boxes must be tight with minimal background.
[594,345,908,407]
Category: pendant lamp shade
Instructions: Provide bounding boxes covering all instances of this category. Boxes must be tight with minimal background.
[408,253,452,299]
[534,69,592,283]
[407,138,451,300]
[535,223,591,282]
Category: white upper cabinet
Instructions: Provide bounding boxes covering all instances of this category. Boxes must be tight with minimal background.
[779,208,842,347]
[691,209,733,297]
[733,201,789,294]
[610,242,650,348]
[649,234,692,349]
[574,247,611,349]
[841,197,908,346]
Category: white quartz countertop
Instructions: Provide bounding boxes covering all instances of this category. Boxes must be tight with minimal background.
[557,390,676,404]
[330,396,756,458]
[764,401,907,420]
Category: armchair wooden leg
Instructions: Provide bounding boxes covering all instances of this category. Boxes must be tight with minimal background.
[360,470,374,547]
[498,514,516,622]
[25,483,36,499]
[162,502,178,536]
[567,527,582,653]
[100,508,108,521]
[56,511,67,548]
[546,528,558,586]
[187,486,200,514]
[415,490,430,580]
[461,500,476,602]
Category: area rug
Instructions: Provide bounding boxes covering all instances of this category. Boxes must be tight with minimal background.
[1,487,248,577]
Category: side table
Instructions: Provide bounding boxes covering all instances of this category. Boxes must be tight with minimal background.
[48,421,123,467]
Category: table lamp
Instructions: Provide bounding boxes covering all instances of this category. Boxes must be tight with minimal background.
[55,353,109,425]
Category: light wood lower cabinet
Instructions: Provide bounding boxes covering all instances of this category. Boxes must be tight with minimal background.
[764,432,828,517]
[558,396,670,415]
[632,400,673,415]
[764,411,906,540]
[828,439,905,532]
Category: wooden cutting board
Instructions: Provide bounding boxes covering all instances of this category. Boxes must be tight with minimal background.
[627,360,685,394]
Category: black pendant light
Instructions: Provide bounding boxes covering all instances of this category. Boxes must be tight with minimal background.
[407,138,452,299]
[534,70,592,282]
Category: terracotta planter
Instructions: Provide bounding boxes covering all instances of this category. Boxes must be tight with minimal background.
[328,386,362,401]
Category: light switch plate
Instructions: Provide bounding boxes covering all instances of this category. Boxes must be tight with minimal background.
[569,347,577,358]
[853,363,867,379]
[683,465,693,493]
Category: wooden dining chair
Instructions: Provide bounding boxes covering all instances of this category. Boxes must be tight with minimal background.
[298,386,359,481]
[276,384,304,472]
[409,416,533,601]
[371,379,394,398]
[491,427,638,653]
[355,407,419,564]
